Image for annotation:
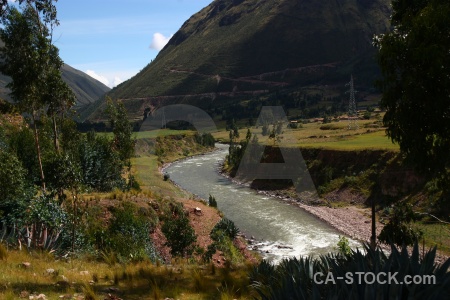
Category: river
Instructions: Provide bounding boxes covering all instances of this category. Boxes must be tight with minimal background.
[165,144,359,263]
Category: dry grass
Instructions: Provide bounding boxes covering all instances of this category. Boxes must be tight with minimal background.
[0,246,254,299]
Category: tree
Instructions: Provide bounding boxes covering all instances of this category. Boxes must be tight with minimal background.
[106,98,135,164]
[378,202,423,247]
[0,150,28,222]
[0,1,61,190]
[375,0,450,187]
[43,64,76,153]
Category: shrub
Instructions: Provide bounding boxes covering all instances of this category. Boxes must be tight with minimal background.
[104,202,158,262]
[212,218,239,240]
[78,131,126,192]
[378,202,423,247]
[335,236,351,256]
[162,209,197,257]
[208,195,218,208]
[163,173,170,181]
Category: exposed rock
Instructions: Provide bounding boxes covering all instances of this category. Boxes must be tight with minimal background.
[21,262,31,269]
[29,294,46,300]
[46,268,55,275]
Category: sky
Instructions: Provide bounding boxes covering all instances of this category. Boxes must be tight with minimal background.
[49,0,212,88]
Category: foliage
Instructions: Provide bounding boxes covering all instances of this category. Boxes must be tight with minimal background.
[0,150,28,220]
[335,236,352,256]
[0,149,33,234]
[78,131,125,192]
[194,132,215,148]
[204,218,239,262]
[375,0,450,184]
[163,173,170,181]
[378,202,423,247]
[251,243,450,299]
[44,153,82,199]
[162,204,197,257]
[106,98,135,164]
[208,194,218,208]
[7,124,41,182]
[0,1,69,189]
[211,218,239,241]
[104,202,158,262]
[22,192,68,250]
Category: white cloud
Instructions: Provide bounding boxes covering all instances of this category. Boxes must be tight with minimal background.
[85,70,130,88]
[113,76,123,87]
[149,32,173,51]
[86,70,110,87]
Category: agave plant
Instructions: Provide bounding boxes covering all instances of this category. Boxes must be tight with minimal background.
[251,243,450,300]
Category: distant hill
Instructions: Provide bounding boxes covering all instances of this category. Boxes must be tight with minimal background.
[92,0,390,121]
[0,40,110,116]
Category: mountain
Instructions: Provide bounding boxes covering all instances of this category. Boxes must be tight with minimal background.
[94,0,391,121]
[0,40,110,114]
[60,64,111,107]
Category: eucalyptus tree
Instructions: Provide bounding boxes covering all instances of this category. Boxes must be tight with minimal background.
[0,0,62,190]
[375,0,450,193]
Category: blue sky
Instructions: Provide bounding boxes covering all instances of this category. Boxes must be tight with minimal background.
[51,0,212,88]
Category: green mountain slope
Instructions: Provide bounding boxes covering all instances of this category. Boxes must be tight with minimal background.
[60,64,111,107]
[93,0,390,121]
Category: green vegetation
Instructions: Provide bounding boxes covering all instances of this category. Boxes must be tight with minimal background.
[161,203,197,257]
[208,194,218,208]
[375,0,450,195]
[251,243,450,299]
[0,0,449,299]
[204,218,242,264]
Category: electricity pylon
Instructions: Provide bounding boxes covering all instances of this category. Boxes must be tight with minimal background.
[347,75,359,130]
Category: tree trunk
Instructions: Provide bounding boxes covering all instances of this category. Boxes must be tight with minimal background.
[52,113,60,153]
[371,197,376,250]
[32,110,46,191]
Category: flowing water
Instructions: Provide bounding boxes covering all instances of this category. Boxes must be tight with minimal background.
[165,144,359,263]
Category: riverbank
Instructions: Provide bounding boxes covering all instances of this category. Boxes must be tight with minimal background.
[219,163,450,264]
[218,165,381,244]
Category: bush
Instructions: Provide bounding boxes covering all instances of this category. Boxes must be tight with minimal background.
[163,173,170,181]
[212,218,239,240]
[78,131,126,192]
[208,195,218,208]
[335,236,351,256]
[104,202,158,262]
[162,207,197,257]
[204,218,240,262]
[378,202,423,247]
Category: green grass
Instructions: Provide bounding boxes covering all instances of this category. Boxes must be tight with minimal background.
[99,129,197,140]
[213,119,399,151]
[298,131,399,151]
[132,156,187,198]
[416,223,450,255]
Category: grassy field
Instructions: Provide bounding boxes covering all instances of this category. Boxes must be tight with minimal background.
[213,118,399,151]
[99,129,197,140]
[132,155,187,199]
